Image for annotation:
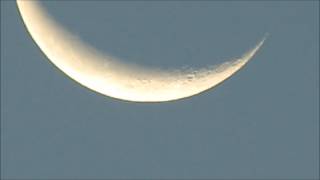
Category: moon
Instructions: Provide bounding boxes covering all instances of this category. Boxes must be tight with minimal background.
[17,0,266,102]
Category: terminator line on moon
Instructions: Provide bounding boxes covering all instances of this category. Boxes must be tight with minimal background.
[17,0,266,102]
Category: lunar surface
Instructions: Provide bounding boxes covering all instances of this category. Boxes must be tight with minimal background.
[17,0,266,102]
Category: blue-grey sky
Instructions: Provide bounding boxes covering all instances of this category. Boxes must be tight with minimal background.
[1,1,319,179]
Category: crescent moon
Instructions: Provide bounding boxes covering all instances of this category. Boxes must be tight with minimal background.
[17,0,266,102]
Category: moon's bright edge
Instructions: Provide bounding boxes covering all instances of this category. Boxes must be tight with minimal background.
[17,0,266,102]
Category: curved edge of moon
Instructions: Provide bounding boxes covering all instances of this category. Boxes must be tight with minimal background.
[16,0,267,102]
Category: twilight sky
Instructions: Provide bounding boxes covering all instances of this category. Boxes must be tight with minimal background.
[1,1,319,179]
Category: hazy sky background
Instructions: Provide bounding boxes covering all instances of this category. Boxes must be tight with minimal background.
[1,0,319,179]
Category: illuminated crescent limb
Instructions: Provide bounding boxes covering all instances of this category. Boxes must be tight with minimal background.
[16,0,266,102]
